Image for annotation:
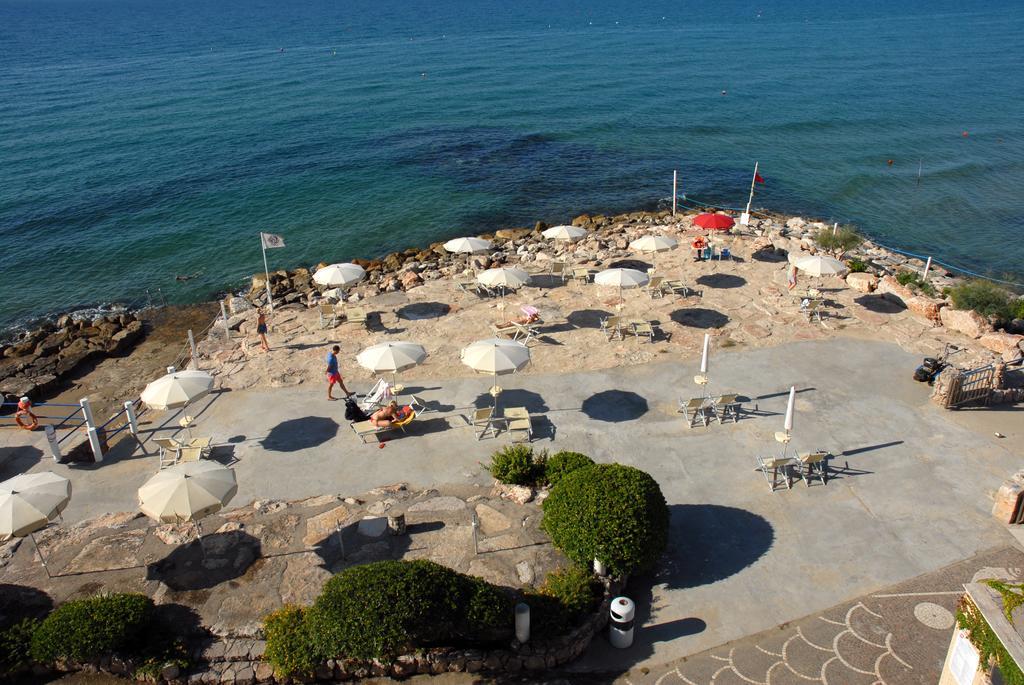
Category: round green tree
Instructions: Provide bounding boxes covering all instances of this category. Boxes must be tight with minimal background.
[544,451,595,486]
[541,463,669,576]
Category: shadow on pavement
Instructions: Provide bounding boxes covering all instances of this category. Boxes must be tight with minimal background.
[854,294,905,314]
[581,390,648,422]
[669,308,729,329]
[0,583,53,629]
[696,273,746,289]
[474,389,550,413]
[567,309,614,329]
[609,259,653,272]
[261,416,338,452]
[661,504,773,589]
[0,445,44,479]
[397,302,451,320]
[147,531,261,591]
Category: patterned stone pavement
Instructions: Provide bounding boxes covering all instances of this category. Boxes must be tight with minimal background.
[613,546,1024,685]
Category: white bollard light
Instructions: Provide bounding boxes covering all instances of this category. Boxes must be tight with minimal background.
[593,558,607,576]
[44,425,62,462]
[609,596,636,648]
[515,602,530,643]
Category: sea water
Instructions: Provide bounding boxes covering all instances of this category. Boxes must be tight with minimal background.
[1,0,1022,329]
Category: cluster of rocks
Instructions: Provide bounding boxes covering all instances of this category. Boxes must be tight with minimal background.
[0,311,143,402]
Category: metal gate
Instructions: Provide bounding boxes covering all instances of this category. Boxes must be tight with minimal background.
[946,365,996,408]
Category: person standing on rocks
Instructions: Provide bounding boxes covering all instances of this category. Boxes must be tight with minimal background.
[326,345,353,400]
[256,309,270,352]
[787,263,799,291]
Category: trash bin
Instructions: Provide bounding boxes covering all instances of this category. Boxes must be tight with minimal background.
[609,596,635,648]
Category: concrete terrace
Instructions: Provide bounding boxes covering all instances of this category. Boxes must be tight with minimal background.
[2,337,1019,674]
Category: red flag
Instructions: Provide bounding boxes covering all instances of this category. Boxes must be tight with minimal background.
[754,173,765,184]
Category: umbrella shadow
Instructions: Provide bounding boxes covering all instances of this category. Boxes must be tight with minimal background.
[260,416,339,452]
[751,247,789,263]
[0,584,53,629]
[669,308,730,329]
[474,389,550,413]
[0,446,44,480]
[147,531,261,592]
[567,309,613,329]
[397,302,451,320]
[581,390,648,422]
[609,259,653,271]
[696,273,746,289]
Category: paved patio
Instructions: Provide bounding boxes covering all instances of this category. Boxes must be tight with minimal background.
[1,338,1019,674]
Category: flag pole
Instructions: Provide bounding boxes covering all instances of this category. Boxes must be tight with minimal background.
[740,161,758,226]
[672,170,678,217]
[260,233,274,312]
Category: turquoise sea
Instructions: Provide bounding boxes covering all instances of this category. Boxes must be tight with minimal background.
[1,0,1022,330]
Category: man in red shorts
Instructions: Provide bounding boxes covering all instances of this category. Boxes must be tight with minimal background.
[326,345,353,400]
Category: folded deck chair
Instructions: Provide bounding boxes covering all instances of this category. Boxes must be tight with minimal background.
[712,394,741,423]
[470,407,498,440]
[504,407,532,442]
[757,455,796,492]
[154,438,182,469]
[351,409,416,443]
[358,379,393,412]
[679,397,710,428]
[600,316,623,341]
[795,451,828,486]
[318,302,338,328]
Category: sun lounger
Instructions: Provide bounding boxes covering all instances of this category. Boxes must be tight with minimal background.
[154,438,182,469]
[795,451,828,485]
[643,276,665,299]
[711,394,741,423]
[628,320,656,343]
[572,267,595,285]
[344,306,368,326]
[662,279,690,297]
[470,407,498,440]
[351,409,416,443]
[800,298,824,323]
[679,397,710,428]
[504,407,532,442]
[757,455,796,492]
[359,379,393,412]
[187,436,213,457]
[177,445,205,464]
[550,261,569,283]
[318,302,338,328]
[600,316,622,341]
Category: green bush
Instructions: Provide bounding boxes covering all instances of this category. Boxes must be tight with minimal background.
[813,226,862,257]
[949,280,1012,319]
[298,560,512,665]
[544,452,595,487]
[486,444,544,486]
[1009,297,1024,321]
[846,258,868,273]
[263,606,317,677]
[1,619,39,675]
[895,270,935,297]
[521,592,572,640]
[539,566,599,621]
[541,464,669,576]
[30,593,153,663]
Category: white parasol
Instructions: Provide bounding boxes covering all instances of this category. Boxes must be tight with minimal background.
[138,461,238,524]
[141,370,214,411]
[313,263,367,289]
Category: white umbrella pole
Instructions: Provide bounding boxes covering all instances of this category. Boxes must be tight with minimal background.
[700,333,710,374]
[784,386,795,433]
[30,532,53,579]
[260,234,274,312]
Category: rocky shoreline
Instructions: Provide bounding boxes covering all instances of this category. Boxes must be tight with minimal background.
[4,206,1022,410]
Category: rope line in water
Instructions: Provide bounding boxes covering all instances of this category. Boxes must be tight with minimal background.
[677,195,1024,289]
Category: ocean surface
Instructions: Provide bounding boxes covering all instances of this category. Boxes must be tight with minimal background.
[1,0,1022,330]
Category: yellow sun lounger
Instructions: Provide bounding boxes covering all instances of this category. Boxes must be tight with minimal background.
[351,410,416,443]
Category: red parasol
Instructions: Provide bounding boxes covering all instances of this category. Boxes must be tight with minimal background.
[692,213,735,231]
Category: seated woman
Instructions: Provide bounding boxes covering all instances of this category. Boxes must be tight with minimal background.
[499,306,541,328]
[370,401,410,427]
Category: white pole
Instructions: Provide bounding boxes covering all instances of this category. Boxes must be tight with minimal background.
[79,397,95,430]
[260,234,274,312]
[923,256,932,281]
[784,386,795,433]
[740,161,758,226]
[699,333,710,374]
[672,170,678,217]
[832,222,838,237]
[220,300,230,339]
[87,426,103,462]
[124,400,139,437]
[187,329,197,367]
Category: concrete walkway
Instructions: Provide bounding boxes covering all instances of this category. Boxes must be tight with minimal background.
[2,338,1019,674]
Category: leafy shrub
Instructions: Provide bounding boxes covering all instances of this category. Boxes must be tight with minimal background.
[542,464,669,576]
[539,566,599,620]
[521,592,572,640]
[813,226,862,257]
[486,444,544,486]
[1,619,39,675]
[846,258,868,273]
[949,280,1012,319]
[1009,297,1024,321]
[263,606,317,677]
[299,560,512,665]
[895,270,935,297]
[957,594,1024,685]
[544,452,595,487]
[31,593,153,663]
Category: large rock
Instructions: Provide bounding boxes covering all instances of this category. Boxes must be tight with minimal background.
[979,332,1024,360]
[939,308,993,339]
[400,270,423,290]
[905,295,944,324]
[992,472,1024,523]
[845,272,878,293]
[876,275,914,305]
[303,504,350,546]
[495,228,531,240]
